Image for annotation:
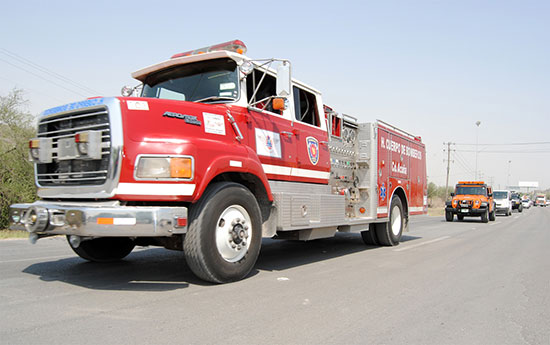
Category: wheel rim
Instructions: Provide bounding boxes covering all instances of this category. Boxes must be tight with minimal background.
[390,204,402,236]
[215,205,252,263]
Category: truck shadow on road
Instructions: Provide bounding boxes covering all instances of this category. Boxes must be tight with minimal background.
[22,248,198,291]
[22,232,422,290]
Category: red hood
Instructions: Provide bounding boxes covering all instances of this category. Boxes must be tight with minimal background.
[119,97,232,142]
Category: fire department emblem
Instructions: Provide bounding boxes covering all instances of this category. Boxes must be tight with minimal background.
[306,137,319,165]
[266,135,273,150]
[380,182,387,201]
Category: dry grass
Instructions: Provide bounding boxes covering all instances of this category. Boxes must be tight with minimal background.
[427,207,445,217]
[0,230,28,239]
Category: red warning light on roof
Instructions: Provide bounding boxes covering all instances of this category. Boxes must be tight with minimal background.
[171,40,247,59]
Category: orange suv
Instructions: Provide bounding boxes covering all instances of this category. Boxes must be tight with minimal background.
[445,181,496,223]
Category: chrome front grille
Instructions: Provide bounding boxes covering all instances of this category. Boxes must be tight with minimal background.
[36,106,111,186]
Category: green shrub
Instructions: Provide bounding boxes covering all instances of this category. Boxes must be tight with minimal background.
[0,89,37,229]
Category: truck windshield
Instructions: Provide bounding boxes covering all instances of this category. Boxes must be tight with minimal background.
[493,191,508,199]
[455,186,486,195]
[141,58,239,103]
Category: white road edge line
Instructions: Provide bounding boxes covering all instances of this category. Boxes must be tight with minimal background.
[393,236,451,252]
[0,255,71,264]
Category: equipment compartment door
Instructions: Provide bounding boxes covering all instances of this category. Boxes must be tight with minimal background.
[377,127,391,217]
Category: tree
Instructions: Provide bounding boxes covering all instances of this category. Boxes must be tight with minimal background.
[0,89,37,229]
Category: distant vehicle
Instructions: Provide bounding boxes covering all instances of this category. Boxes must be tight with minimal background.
[521,199,532,209]
[510,192,523,212]
[535,195,547,207]
[445,181,495,223]
[493,190,513,216]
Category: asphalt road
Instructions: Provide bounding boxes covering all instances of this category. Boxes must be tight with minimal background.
[1,207,549,345]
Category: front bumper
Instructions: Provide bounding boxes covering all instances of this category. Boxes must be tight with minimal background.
[446,206,487,216]
[495,206,510,213]
[9,200,187,237]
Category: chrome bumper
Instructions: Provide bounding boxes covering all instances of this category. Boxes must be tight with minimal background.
[9,200,187,237]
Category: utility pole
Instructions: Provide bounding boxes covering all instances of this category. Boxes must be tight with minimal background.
[475,121,481,180]
[444,142,454,200]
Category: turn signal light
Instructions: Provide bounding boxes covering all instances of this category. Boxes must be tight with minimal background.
[29,139,40,148]
[170,158,193,178]
[272,97,286,111]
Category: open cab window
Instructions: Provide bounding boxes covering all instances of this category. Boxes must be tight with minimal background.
[293,86,320,127]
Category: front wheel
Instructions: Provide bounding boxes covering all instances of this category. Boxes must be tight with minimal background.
[481,209,489,223]
[184,182,262,283]
[445,210,454,222]
[68,237,135,262]
[375,196,404,246]
[518,205,523,213]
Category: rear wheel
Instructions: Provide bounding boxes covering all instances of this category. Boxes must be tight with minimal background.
[360,224,379,245]
[445,211,454,222]
[184,182,262,283]
[68,237,135,262]
[489,209,496,221]
[375,196,404,246]
[518,204,523,213]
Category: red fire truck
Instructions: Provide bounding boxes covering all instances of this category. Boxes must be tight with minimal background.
[10,40,427,283]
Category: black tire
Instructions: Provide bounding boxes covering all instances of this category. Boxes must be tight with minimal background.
[375,196,404,246]
[518,205,523,213]
[445,211,454,222]
[184,182,262,283]
[360,224,379,245]
[68,237,135,262]
[457,214,464,221]
[489,209,496,221]
[481,209,489,223]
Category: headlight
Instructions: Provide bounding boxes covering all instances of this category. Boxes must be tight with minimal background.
[136,156,193,179]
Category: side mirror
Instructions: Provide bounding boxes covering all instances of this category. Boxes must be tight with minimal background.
[276,61,291,97]
[450,193,455,197]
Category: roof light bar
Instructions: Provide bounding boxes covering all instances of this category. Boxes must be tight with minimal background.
[171,40,247,59]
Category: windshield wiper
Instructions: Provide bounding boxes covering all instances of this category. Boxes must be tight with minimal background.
[193,96,236,103]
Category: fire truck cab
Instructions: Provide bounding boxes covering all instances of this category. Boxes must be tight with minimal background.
[10,40,427,283]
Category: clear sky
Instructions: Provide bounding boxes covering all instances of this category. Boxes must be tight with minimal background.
[1,0,549,190]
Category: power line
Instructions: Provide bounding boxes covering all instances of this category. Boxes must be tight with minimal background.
[0,48,100,95]
[454,149,550,153]
[0,57,89,98]
[454,141,550,146]
[0,74,68,105]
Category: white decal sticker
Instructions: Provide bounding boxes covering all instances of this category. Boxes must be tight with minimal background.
[127,101,149,111]
[255,128,282,159]
[203,113,226,135]
[229,160,243,168]
[220,82,236,90]
[219,91,233,97]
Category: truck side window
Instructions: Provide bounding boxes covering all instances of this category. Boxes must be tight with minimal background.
[293,86,319,127]
[246,69,280,114]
